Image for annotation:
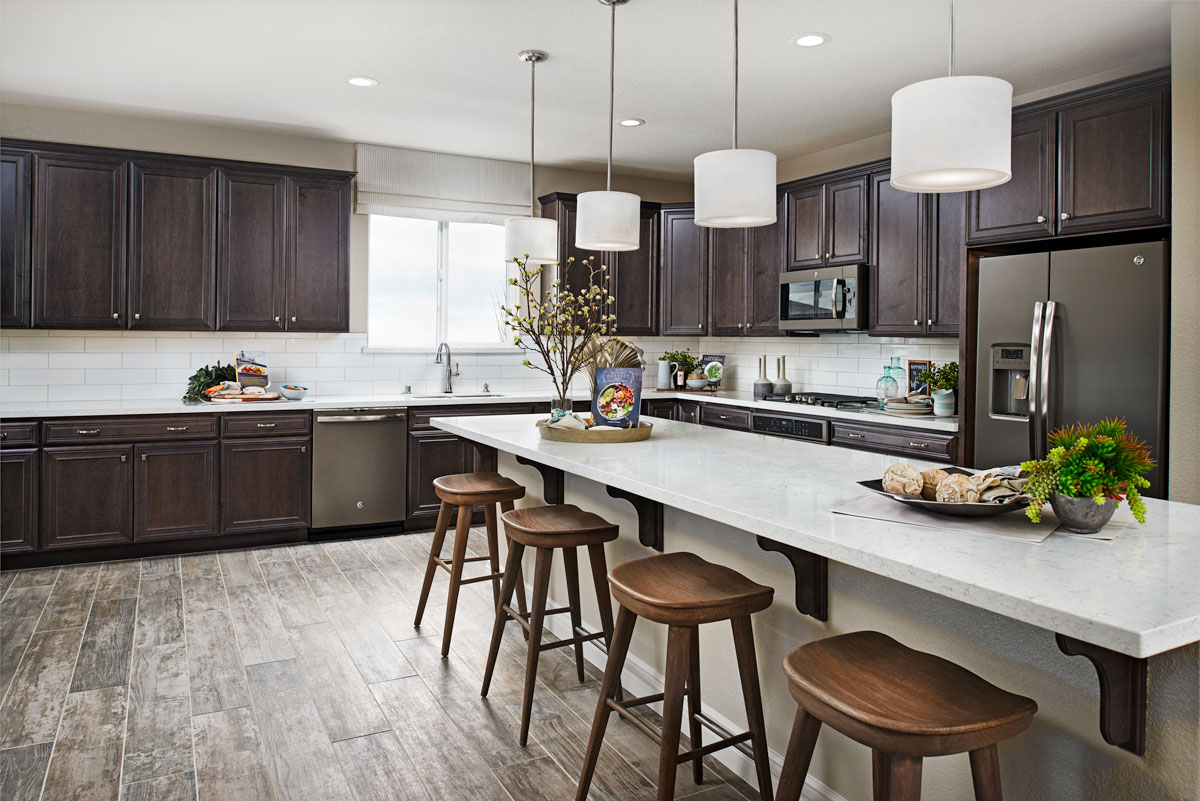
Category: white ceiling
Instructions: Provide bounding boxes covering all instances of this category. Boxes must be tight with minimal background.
[0,0,1172,180]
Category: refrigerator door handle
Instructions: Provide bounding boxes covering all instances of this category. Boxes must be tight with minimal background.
[1039,301,1057,453]
[1028,302,1045,460]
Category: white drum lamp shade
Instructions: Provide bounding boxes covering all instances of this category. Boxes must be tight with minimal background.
[504,216,558,264]
[890,75,1013,192]
[694,148,777,227]
[575,190,641,251]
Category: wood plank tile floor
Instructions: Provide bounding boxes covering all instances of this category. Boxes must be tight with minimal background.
[0,530,758,801]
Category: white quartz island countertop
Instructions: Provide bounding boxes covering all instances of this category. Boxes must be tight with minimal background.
[433,413,1199,659]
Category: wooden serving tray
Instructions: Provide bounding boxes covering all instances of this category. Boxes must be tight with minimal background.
[653,387,717,394]
[536,419,653,443]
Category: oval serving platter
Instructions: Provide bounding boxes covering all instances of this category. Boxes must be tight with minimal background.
[857,467,1030,517]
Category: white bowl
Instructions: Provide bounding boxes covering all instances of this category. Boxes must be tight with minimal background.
[686,378,710,390]
[279,385,309,400]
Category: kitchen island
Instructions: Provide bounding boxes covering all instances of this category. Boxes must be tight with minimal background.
[433,413,1200,801]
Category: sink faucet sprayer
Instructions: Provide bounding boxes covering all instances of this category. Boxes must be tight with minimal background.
[433,342,459,394]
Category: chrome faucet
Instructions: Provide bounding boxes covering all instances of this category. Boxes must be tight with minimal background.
[433,342,459,393]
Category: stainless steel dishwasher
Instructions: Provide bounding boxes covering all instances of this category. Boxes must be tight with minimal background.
[312,408,408,530]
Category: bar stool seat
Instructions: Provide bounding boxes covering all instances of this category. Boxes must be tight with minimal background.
[433,471,525,504]
[776,631,1038,801]
[609,551,773,624]
[501,504,619,548]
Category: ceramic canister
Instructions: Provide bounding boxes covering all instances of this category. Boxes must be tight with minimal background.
[932,389,955,417]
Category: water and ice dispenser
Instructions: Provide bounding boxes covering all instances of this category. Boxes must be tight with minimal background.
[987,345,1031,419]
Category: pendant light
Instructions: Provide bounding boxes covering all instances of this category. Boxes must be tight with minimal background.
[694,0,777,228]
[504,50,558,264]
[576,0,641,252]
[890,0,1012,192]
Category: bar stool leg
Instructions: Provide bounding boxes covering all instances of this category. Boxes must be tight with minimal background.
[481,540,526,698]
[483,502,503,606]
[586,543,615,646]
[439,504,472,658]
[686,628,703,785]
[519,546,554,747]
[575,606,637,801]
[414,500,452,627]
[775,708,822,801]
[561,547,586,683]
[657,624,694,801]
[731,616,773,801]
[968,745,1002,801]
[499,499,527,617]
[873,752,923,801]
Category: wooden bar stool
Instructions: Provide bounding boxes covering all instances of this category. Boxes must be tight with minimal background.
[775,631,1038,801]
[413,472,528,657]
[481,504,619,748]
[576,552,775,801]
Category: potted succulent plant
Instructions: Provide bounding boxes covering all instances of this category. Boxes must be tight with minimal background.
[1020,418,1155,533]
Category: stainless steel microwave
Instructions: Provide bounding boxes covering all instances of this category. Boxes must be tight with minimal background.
[778,264,867,332]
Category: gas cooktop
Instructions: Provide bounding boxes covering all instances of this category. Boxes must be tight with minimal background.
[761,392,878,409]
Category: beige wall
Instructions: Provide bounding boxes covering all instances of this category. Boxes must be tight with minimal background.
[0,102,692,334]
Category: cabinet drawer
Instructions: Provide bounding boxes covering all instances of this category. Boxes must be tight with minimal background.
[831,423,956,463]
[699,404,752,431]
[43,416,217,445]
[221,413,311,438]
[409,403,539,431]
[1,422,39,448]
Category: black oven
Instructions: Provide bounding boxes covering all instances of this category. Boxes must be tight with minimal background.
[778,264,867,332]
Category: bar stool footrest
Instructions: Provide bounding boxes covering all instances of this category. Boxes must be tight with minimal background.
[458,572,505,586]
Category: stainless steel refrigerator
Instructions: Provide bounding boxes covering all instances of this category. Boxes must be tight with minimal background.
[973,241,1167,496]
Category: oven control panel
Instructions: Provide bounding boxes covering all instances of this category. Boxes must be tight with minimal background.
[751,414,830,444]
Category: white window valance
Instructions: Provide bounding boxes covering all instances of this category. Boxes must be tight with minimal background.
[355,143,531,225]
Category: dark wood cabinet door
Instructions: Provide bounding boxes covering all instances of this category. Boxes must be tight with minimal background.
[128,160,217,330]
[406,429,474,527]
[966,111,1056,244]
[659,206,708,336]
[708,227,748,336]
[42,446,133,550]
[547,198,605,298]
[221,437,310,533]
[747,208,783,336]
[33,153,128,328]
[677,401,701,424]
[928,192,966,336]
[135,441,219,542]
[643,399,678,420]
[285,174,351,332]
[1057,87,1168,235]
[784,183,824,268]
[216,169,286,331]
[1,150,31,328]
[611,207,658,336]
[825,176,868,266]
[1,449,38,553]
[869,171,926,336]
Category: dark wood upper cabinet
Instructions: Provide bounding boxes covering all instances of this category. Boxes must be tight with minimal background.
[825,175,869,265]
[610,206,659,337]
[221,437,310,534]
[128,160,217,330]
[33,152,128,329]
[1,449,38,553]
[967,111,1056,245]
[1057,86,1168,235]
[659,205,708,336]
[216,169,286,331]
[285,174,350,332]
[747,212,784,336]
[784,183,824,268]
[42,445,134,550]
[134,441,219,542]
[928,192,966,336]
[869,171,926,336]
[708,227,748,336]
[1,149,31,328]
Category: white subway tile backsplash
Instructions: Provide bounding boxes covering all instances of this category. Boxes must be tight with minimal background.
[837,343,882,358]
[344,366,400,381]
[122,384,182,400]
[50,353,120,369]
[3,353,50,369]
[157,337,224,352]
[12,369,84,385]
[49,384,123,402]
[317,351,372,367]
[0,386,47,402]
[121,353,190,369]
[12,336,86,352]
[87,368,156,385]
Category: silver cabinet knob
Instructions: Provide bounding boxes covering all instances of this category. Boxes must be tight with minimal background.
[913,319,918,326]
[1060,212,1071,220]
[134,313,141,320]
[1036,215,1046,223]
[274,316,281,322]
[291,316,297,323]
[927,318,932,326]
[826,252,831,258]
[698,324,702,329]
[112,313,119,319]
[737,322,743,329]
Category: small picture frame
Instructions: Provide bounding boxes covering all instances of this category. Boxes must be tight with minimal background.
[907,360,932,394]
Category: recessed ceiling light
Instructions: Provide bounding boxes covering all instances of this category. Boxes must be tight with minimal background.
[792,32,830,47]
[618,118,645,127]
[346,76,378,87]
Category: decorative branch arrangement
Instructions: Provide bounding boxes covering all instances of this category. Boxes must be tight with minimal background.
[500,255,617,407]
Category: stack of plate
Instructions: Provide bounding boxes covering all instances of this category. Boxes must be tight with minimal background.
[883,399,933,416]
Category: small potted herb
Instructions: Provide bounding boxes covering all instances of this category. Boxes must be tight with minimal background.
[1021,418,1154,533]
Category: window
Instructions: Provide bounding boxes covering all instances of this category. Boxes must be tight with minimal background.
[368,215,510,348]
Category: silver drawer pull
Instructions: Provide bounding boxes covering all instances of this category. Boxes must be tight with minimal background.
[718,414,728,420]
[846,432,865,439]
[166,426,188,432]
[141,453,147,461]
[77,429,101,435]
[256,423,277,428]
[908,441,928,448]
[120,454,127,462]
[1036,215,1046,223]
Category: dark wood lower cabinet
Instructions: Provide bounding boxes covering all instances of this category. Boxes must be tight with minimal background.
[643,399,679,420]
[407,429,475,528]
[135,441,219,541]
[1,449,38,553]
[221,437,310,534]
[677,401,701,424]
[42,445,133,550]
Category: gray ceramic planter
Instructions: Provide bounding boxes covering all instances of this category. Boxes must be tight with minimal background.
[1050,493,1118,534]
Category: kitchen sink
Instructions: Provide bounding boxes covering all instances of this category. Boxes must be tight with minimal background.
[410,393,504,399]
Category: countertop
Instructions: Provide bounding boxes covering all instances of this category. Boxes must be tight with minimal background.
[0,389,958,432]
[432,413,1199,659]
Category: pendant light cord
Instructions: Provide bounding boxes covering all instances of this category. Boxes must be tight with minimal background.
[529,57,536,216]
[607,0,615,191]
[948,0,955,77]
[732,0,739,149]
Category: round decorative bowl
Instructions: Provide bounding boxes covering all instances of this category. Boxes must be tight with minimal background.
[686,378,710,390]
[1049,493,1118,534]
[279,385,309,400]
[536,419,652,443]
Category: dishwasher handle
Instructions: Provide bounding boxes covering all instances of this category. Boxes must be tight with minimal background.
[316,413,408,423]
